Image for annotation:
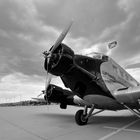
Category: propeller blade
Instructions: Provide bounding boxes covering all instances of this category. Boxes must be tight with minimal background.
[43,21,73,68]
[37,93,43,97]
[45,73,52,92]
[44,73,52,104]
[37,92,43,97]
[50,20,73,54]
[37,73,52,98]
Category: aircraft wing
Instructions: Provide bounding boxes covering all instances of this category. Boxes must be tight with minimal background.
[44,84,91,109]
[113,86,140,104]
[32,97,46,102]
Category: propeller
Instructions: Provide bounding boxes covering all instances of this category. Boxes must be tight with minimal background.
[39,21,73,103]
[37,73,52,104]
[43,20,73,64]
[51,20,73,53]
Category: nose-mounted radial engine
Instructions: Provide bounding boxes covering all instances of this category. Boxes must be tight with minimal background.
[44,43,74,76]
[39,21,75,104]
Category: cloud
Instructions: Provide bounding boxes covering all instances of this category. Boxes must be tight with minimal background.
[126,68,140,82]
[126,63,140,69]
[0,0,140,101]
[1,0,138,76]
[0,0,61,77]
[118,0,140,13]
[33,0,126,39]
[111,14,140,66]
[0,73,44,100]
[80,42,112,56]
[0,72,64,101]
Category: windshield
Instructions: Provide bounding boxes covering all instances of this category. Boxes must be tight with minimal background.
[86,52,108,61]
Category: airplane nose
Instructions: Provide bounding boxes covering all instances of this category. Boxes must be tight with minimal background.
[44,44,74,76]
[44,53,60,72]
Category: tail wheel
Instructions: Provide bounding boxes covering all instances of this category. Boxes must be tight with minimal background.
[75,110,88,125]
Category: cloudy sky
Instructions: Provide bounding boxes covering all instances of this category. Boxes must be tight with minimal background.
[0,0,140,102]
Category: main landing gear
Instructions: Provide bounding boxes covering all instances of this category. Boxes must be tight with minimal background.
[75,105,104,125]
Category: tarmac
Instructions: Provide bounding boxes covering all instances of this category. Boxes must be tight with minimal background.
[0,105,140,140]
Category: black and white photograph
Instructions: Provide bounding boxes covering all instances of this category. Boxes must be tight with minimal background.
[0,0,140,140]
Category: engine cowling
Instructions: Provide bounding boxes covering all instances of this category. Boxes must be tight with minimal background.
[44,43,74,76]
[45,84,76,107]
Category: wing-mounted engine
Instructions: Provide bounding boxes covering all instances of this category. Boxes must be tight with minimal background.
[45,84,76,109]
[44,43,74,76]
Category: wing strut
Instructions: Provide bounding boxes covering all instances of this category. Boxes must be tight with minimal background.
[122,103,140,118]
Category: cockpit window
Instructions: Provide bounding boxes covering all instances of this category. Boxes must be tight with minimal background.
[92,53,102,59]
[102,55,108,61]
[86,52,108,61]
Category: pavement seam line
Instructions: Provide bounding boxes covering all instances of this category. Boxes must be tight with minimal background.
[99,119,140,140]
[104,126,140,133]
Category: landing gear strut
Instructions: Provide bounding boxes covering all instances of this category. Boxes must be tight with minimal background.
[75,105,104,125]
[75,105,95,125]
[75,110,88,125]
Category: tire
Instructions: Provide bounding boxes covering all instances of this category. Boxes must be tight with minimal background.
[75,110,88,125]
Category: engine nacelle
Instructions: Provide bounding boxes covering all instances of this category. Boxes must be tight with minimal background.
[44,43,74,76]
[45,84,76,107]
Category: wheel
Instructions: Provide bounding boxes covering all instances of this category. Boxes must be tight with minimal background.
[75,110,88,125]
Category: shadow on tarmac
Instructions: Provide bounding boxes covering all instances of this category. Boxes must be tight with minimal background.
[35,113,74,124]
[35,112,140,129]
[89,115,137,124]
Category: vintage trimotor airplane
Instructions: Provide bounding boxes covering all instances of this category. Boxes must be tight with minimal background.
[37,21,140,125]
